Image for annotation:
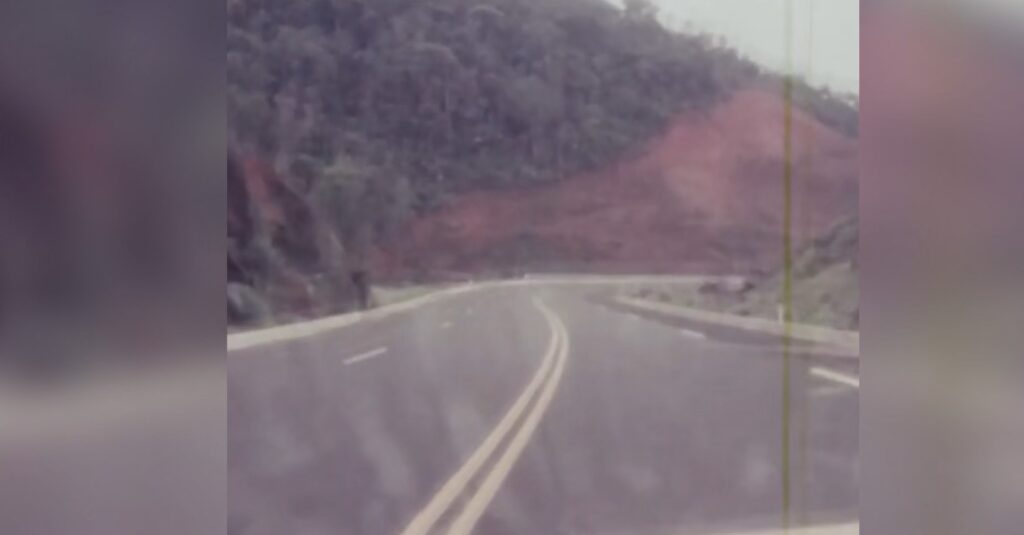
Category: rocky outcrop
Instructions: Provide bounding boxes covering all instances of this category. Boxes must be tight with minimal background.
[227,153,356,326]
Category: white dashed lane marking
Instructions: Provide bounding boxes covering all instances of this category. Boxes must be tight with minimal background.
[343,347,388,366]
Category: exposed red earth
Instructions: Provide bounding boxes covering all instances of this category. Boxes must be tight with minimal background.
[374,89,858,279]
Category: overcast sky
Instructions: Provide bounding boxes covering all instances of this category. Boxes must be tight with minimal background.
[617,0,860,94]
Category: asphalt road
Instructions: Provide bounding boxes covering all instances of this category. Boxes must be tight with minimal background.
[228,281,858,535]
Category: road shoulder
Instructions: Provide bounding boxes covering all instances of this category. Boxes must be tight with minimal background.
[611,296,859,358]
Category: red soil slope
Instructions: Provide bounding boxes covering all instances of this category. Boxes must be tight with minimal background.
[375,89,858,279]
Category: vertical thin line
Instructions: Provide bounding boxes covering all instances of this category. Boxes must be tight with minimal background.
[800,0,816,245]
[781,0,796,531]
[797,3,815,525]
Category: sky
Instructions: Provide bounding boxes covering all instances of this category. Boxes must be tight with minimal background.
[616,0,860,94]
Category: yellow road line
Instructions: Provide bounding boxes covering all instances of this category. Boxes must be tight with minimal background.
[399,297,561,535]
[445,304,570,535]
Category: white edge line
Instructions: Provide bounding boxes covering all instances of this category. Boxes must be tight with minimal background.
[227,284,478,352]
[228,276,734,352]
[718,523,859,535]
[343,347,388,366]
[810,366,860,388]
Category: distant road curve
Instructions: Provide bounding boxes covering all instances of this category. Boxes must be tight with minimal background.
[226,274,738,352]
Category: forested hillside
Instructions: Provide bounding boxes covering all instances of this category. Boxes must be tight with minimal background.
[378,89,858,279]
[228,0,759,233]
[226,0,858,324]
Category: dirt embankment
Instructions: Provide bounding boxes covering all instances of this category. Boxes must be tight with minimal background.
[375,89,858,280]
[630,216,859,330]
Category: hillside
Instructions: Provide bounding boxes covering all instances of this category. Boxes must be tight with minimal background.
[631,216,859,330]
[747,216,858,329]
[375,89,858,279]
[226,0,858,323]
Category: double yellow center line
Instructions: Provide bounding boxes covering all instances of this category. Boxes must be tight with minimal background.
[401,297,570,535]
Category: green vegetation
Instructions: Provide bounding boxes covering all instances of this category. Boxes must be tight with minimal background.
[228,0,759,248]
[734,217,858,329]
[630,217,859,330]
[226,0,859,323]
